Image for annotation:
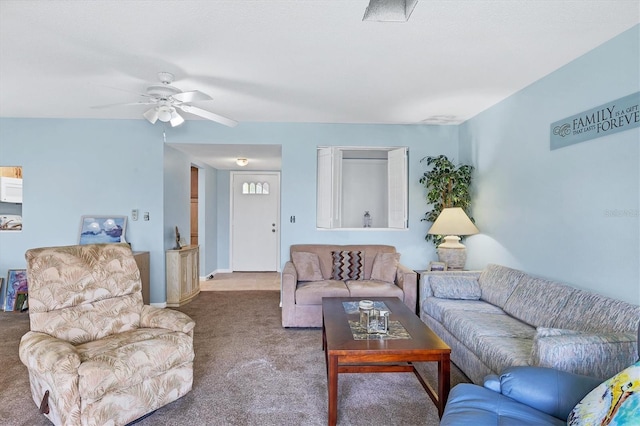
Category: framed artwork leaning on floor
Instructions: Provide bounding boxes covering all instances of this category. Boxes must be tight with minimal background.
[3,269,27,312]
[14,291,28,312]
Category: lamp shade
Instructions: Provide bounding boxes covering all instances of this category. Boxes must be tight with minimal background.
[143,108,159,124]
[427,207,479,236]
[169,110,185,127]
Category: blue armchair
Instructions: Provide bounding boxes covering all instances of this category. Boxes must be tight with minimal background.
[442,367,602,425]
[441,324,640,425]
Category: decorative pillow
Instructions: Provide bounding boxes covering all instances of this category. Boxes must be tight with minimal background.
[331,251,364,281]
[430,276,481,300]
[568,360,640,425]
[370,252,400,283]
[291,252,324,281]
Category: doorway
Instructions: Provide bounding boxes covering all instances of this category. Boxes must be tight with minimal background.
[190,166,198,246]
[231,171,280,271]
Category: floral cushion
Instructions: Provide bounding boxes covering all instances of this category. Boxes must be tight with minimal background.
[331,251,364,281]
[20,243,196,426]
[25,243,143,344]
[568,360,640,425]
[76,328,195,402]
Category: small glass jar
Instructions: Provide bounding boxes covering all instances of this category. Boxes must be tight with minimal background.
[367,309,380,333]
[359,300,374,330]
[376,310,389,335]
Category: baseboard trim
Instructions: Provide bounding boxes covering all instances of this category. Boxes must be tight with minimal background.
[201,268,233,281]
[150,302,167,308]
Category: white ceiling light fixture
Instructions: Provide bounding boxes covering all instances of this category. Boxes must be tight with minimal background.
[363,0,418,22]
[143,108,159,124]
[156,105,173,123]
[169,109,185,127]
[143,105,185,127]
[236,158,249,167]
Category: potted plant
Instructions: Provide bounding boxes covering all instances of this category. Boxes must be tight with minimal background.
[419,155,474,245]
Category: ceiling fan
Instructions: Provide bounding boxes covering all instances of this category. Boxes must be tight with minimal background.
[97,72,238,128]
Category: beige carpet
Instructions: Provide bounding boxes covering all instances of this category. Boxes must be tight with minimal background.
[1,289,470,425]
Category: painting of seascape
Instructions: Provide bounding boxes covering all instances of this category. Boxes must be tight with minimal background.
[79,216,127,245]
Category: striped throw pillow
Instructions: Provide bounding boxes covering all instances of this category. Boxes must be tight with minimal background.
[331,251,364,281]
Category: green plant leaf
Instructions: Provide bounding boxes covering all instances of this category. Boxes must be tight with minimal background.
[419,155,474,246]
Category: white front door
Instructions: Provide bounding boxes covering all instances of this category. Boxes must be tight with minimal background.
[231,172,280,271]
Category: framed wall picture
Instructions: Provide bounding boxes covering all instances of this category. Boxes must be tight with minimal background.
[79,216,127,245]
[3,269,27,312]
[428,261,447,272]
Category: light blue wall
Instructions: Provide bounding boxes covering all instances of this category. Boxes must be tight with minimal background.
[200,165,218,275]
[216,170,231,271]
[0,119,167,301]
[163,144,191,252]
[0,118,456,305]
[164,122,460,272]
[2,26,636,306]
[163,145,219,277]
[460,25,640,304]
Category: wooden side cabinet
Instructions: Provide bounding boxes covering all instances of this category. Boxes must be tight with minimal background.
[166,245,200,307]
[132,251,150,305]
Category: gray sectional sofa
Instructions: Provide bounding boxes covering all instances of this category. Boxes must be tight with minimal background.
[419,264,640,384]
[282,244,417,327]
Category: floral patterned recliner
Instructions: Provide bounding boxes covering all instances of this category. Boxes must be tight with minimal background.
[19,243,196,426]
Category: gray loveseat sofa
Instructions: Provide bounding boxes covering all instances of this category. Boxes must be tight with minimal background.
[419,264,640,384]
[282,244,417,327]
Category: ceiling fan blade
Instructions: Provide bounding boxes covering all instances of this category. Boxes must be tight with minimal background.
[178,104,238,127]
[173,90,213,103]
[91,101,156,109]
[97,84,155,98]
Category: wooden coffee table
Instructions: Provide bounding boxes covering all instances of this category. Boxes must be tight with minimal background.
[322,297,451,426]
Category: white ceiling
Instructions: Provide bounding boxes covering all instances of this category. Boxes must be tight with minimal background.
[1,0,638,168]
[169,143,283,171]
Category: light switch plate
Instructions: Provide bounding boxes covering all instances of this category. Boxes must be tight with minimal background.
[132,209,139,221]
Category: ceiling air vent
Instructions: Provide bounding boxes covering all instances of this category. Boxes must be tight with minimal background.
[363,0,418,22]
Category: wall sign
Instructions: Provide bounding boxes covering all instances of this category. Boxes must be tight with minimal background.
[550,92,639,150]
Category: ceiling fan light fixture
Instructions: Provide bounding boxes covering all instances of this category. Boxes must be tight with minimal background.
[116,72,237,128]
[143,108,159,124]
[169,110,185,127]
[236,158,249,167]
[157,106,173,123]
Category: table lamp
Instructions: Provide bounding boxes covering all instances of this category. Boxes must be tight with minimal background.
[427,207,479,270]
